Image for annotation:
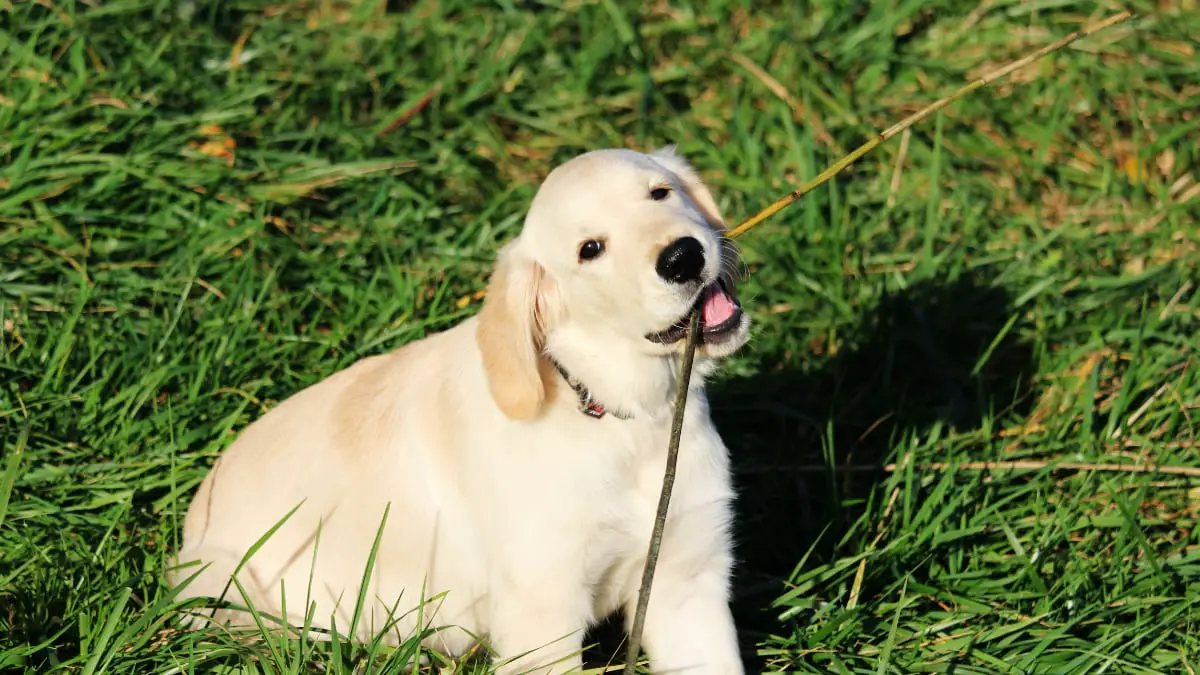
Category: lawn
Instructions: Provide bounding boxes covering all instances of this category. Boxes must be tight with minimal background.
[2,0,1199,672]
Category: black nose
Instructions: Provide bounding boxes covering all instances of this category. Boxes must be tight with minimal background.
[655,236,706,284]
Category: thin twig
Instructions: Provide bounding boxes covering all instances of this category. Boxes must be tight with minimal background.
[376,82,441,137]
[903,461,1200,476]
[624,311,700,675]
[728,53,839,150]
[739,461,1200,477]
[886,128,912,209]
[724,10,1134,240]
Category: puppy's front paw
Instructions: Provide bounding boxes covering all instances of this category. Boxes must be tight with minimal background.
[488,596,588,675]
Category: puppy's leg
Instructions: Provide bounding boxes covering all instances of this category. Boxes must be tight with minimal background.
[487,580,590,675]
[629,505,744,675]
[635,571,742,674]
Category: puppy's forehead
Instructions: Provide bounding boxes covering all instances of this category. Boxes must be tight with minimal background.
[525,150,676,234]
[540,150,673,196]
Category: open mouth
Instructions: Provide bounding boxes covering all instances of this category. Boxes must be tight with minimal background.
[645,278,744,345]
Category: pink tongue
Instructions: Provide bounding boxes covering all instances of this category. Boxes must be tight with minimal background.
[702,288,737,326]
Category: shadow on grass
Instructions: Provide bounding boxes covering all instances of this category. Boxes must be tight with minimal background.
[586,272,1039,671]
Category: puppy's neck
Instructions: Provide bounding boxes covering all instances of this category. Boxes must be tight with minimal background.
[544,325,713,421]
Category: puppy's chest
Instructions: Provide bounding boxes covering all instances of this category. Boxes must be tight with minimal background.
[578,476,654,593]
[573,424,691,575]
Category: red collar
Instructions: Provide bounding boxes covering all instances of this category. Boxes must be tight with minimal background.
[550,359,632,420]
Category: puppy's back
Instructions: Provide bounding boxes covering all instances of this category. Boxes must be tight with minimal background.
[168,323,484,622]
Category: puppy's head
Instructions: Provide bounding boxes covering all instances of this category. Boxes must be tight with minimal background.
[477,147,750,420]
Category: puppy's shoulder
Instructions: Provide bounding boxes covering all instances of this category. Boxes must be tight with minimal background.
[329,324,472,458]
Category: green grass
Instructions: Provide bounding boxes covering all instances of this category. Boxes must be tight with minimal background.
[2,0,1199,672]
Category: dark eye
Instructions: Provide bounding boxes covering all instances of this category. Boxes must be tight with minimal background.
[578,239,605,262]
[649,186,671,201]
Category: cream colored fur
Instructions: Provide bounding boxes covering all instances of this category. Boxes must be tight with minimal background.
[168,147,751,674]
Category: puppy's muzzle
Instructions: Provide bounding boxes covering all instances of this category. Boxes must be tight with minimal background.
[647,235,746,348]
[645,278,744,346]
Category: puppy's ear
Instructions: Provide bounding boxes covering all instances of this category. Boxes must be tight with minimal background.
[651,145,726,229]
[476,242,554,420]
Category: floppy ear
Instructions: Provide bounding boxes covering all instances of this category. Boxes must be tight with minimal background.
[651,145,727,229]
[476,242,554,420]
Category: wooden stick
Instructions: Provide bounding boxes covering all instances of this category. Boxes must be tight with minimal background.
[624,311,702,675]
[724,11,1134,240]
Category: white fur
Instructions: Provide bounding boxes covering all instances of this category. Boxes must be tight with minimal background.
[168,147,750,674]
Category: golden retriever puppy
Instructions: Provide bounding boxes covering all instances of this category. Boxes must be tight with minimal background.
[168,147,750,674]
